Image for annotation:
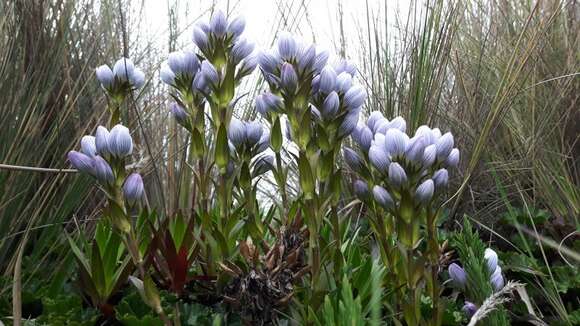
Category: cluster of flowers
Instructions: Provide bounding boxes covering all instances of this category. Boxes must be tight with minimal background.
[347,111,459,209]
[67,124,144,204]
[448,248,505,317]
[228,118,270,158]
[96,58,145,96]
[255,32,366,141]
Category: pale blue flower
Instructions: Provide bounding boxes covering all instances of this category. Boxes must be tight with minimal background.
[81,136,97,157]
[414,179,434,204]
[372,185,394,210]
[94,155,114,184]
[108,124,133,158]
[123,173,144,204]
[68,151,95,175]
[448,263,467,288]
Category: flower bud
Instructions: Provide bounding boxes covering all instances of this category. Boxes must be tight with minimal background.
[337,109,359,138]
[367,111,384,131]
[321,91,340,119]
[228,118,246,147]
[168,51,185,74]
[405,136,426,164]
[432,168,449,190]
[462,302,477,318]
[123,173,144,204]
[160,64,176,85]
[192,26,209,52]
[422,144,437,168]
[231,39,254,64]
[415,125,437,145]
[388,116,406,133]
[414,179,434,204]
[113,57,135,81]
[353,180,370,201]
[388,162,407,188]
[108,124,133,158]
[353,124,373,152]
[210,10,227,37]
[336,72,353,94]
[280,62,298,93]
[445,148,460,168]
[448,263,467,288]
[246,120,263,146]
[318,66,337,94]
[96,65,114,88]
[93,155,114,184]
[170,103,189,125]
[227,16,245,38]
[490,266,504,291]
[343,85,366,109]
[201,60,219,86]
[436,132,454,161]
[129,69,145,89]
[372,185,394,210]
[81,136,97,157]
[484,248,498,273]
[333,59,357,76]
[238,54,258,76]
[297,45,316,73]
[258,51,280,74]
[343,147,363,172]
[313,50,329,72]
[95,126,110,155]
[385,128,408,157]
[369,145,390,174]
[68,151,95,175]
[277,32,298,60]
[374,118,390,134]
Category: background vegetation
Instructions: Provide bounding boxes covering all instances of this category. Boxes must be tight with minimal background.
[0,0,577,324]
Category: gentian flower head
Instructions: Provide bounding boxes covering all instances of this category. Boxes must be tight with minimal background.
[227,118,269,158]
[96,57,145,98]
[123,173,144,205]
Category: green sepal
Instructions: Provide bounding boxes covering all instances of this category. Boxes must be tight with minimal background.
[270,116,283,152]
[298,154,315,199]
[215,124,229,173]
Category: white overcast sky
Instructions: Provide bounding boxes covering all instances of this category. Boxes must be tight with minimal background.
[135,0,412,57]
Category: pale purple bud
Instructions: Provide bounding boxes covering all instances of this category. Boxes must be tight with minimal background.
[372,185,394,210]
[374,118,390,134]
[433,168,449,189]
[256,92,283,116]
[337,109,360,138]
[354,125,373,152]
[96,65,114,88]
[490,266,504,291]
[280,62,298,93]
[405,136,426,164]
[246,120,263,146]
[318,66,337,94]
[333,59,357,76]
[123,173,144,203]
[462,302,477,318]
[353,180,370,201]
[422,144,437,168]
[196,20,210,33]
[192,73,208,91]
[321,91,340,119]
[95,126,110,155]
[182,50,200,73]
[414,179,434,204]
[277,32,297,60]
[227,16,245,38]
[388,162,407,188]
[343,147,363,172]
[448,263,467,288]
[343,85,366,109]
[201,60,219,86]
[385,129,408,157]
[170,103,189,125]
[258,51,280,74]
[336,72,353,94]
[415,125,437,145]
[238,54,258,76]
[367,111,384,131]
[68,151,95,175]
[297,45,316,73]
[484,248,499,273]
[81,136,97,157]
[256,131,270,153]
[129,69,145,89]
[313,50,329,72]
[160,64,176,85]
[210,10,227,37]
[445,148,460,168]
[112,57,135,81]
[168,52,185,74]
[108,124,133,158]
[231,39,254,64]
[228,118,246,147]
[436,132,454,161]
[93,155,114,184]
[192,26,209,52]
[368,145,390,173]
[388,116,406,133]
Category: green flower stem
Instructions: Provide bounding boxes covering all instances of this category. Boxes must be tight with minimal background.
[275,151,289,216]
[426,206,442,326]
